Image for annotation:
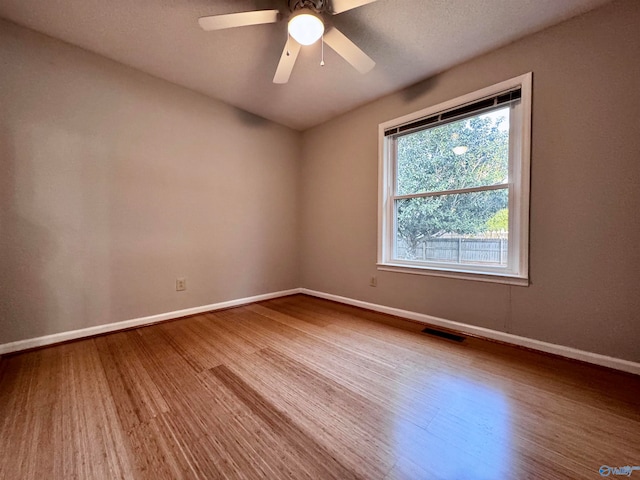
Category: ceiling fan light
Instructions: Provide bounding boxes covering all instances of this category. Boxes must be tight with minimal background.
[288,12,324,46]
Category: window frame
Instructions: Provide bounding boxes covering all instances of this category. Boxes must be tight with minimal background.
[377,73,532,286]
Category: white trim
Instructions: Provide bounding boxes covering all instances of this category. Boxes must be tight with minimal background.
[376,264,529,286]
[0,289,302,355]
[300,288,640,376]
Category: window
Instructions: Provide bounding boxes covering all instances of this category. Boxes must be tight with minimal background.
[378,73,531,285]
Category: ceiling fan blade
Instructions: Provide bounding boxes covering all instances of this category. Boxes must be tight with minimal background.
[198,10,279,31]
[273,40,301,84]
[330,0,377,14]
[323,27,375,74]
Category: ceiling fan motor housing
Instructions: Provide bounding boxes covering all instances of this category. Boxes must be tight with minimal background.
[288,0,327,14]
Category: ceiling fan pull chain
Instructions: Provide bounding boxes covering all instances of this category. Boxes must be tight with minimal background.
[320,33,325,66]
[286,32,291,56]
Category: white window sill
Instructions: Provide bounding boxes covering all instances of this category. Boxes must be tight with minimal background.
[377,263,529,286]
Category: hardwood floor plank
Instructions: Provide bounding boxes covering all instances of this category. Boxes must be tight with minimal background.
[247,302,400,369]
[95,332,169,432]
[130,327,248,434]
[120,415,199,479]
[0,350,58,479]
[221,347,399,478]
[384,458,443,480]
[209,364,363,480]
[61,341,134,479]
[260,296,335,327]
[282,296,477,371]
[245,307,452,429]
[157,318,224,373]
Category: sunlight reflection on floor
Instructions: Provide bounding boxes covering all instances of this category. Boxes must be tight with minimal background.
[393,374,511,479]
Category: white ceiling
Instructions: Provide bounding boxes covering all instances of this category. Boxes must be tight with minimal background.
[0,0,612,130]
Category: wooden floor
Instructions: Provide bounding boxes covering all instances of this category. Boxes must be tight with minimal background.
[1,294,639,479]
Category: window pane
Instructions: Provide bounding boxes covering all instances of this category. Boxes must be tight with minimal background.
[396,107,510,195]
[394,189,508,266]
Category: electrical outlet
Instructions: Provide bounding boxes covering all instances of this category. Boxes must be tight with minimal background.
[369,276,377,287]
[176,277,186,291]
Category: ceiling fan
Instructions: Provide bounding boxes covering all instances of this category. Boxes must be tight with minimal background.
[198,0,377,84]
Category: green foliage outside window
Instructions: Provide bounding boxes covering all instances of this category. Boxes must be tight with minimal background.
[396,110,510,257]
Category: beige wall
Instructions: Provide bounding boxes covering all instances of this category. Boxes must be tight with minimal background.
[0,20,301,343]
[300,0,640,362]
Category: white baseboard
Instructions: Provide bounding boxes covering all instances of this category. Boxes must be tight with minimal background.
[0,288,302,355]
[300,288,640,376]
[3,287,638,376]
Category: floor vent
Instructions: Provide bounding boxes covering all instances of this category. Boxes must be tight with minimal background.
[421,327,466,343]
